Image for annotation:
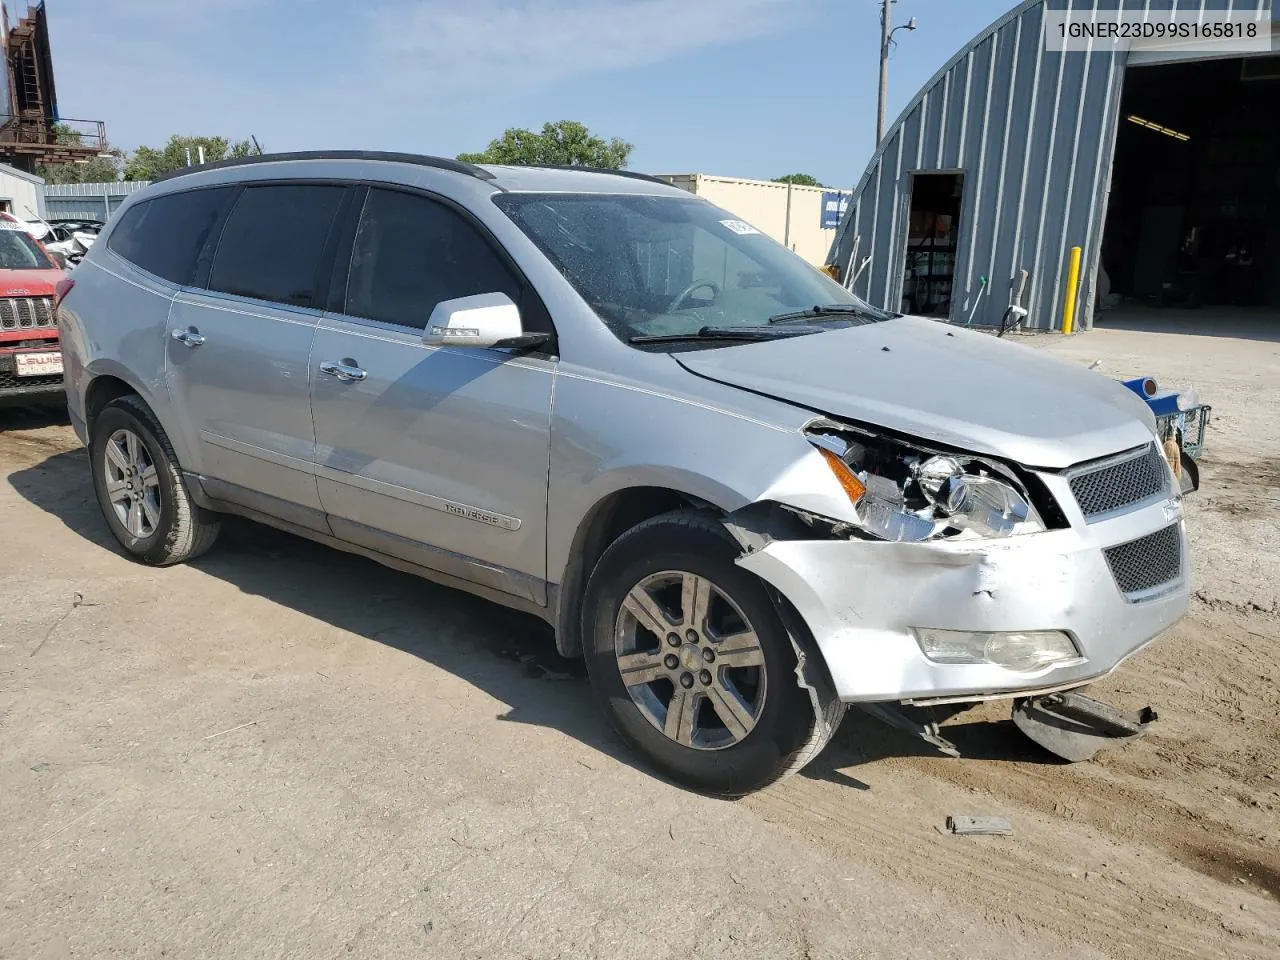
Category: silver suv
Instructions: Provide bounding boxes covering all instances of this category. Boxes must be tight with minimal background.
[60,152,1189,794]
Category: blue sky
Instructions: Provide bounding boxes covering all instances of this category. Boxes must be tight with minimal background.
[44,0,1016,186]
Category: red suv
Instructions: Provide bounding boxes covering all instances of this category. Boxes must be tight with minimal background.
[0,212,66,404]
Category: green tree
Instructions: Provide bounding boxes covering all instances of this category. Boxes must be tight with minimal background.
[124,135,256,181]
[457,120,632,169]
[35,122,125,184]
[772,173,823,187]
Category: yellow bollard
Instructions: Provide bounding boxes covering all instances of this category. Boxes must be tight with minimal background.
[1061,245,1083,334]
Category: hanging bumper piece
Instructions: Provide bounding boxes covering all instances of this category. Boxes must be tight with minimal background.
[1012,690,1157,762]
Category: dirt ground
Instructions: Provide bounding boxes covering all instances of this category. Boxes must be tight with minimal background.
[2,316,1277,959]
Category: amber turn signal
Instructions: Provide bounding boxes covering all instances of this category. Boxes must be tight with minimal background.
[817,447,866,505]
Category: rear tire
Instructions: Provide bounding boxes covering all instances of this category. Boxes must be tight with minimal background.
[582,510,840,796]
[90,395,221,566]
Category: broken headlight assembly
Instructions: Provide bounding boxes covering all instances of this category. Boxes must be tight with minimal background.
[805,428,1045,542]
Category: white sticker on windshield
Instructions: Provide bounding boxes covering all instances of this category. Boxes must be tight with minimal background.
[719,219,760,236]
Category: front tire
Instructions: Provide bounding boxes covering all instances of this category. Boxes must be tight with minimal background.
[90,395,221,566]
[582,510,840,796]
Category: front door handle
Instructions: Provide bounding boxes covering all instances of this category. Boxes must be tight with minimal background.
[319,359,367,382]
[171,327,205,348]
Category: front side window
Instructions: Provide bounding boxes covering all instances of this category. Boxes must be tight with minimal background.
[493,192,876,343]
[345,188,521,330]
[0,224,56,269]
[208,184,345,307]
[106,187,233,285]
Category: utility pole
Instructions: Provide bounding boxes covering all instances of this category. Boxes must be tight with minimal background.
[877,0,917,145]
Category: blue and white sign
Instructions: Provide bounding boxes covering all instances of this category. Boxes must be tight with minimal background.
[821,191,850,229]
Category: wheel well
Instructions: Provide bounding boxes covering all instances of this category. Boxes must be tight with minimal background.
[553,487,711,658]
[84,376,137,434]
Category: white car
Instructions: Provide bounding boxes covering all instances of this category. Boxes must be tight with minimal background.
[25,219,99,265]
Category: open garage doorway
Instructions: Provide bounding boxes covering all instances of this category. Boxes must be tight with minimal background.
[900,172,964,317]
[1098,54,1280,336]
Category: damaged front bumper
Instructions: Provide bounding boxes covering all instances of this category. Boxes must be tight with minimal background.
[736,492,1189,703]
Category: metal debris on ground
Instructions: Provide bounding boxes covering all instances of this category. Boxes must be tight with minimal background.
[946,816,1013,836]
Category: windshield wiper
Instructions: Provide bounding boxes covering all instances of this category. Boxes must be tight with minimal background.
[629,325,818,345]
[767,303,890,325]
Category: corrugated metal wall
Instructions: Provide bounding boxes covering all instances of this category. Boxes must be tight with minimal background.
[830,0,1271,330]
[43,180,149,221]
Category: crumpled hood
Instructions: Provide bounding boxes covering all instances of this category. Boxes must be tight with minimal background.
[673,316,1156,469]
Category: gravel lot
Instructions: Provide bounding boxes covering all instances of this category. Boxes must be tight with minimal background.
[2,317,1277,959]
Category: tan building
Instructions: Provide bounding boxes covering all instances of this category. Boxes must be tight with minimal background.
[656,173,849,268]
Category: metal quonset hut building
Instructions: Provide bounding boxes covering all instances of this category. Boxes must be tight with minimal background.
[830,0,1278,330]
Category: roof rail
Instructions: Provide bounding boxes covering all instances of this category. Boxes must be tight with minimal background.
[153,150,495,184]
[528,165,671,185]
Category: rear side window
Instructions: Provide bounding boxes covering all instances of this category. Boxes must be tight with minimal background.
[208,185,345,308]
[344,188,522,330]
[106,188,232,285]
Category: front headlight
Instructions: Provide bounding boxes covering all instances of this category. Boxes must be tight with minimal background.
[808,429,1044,542]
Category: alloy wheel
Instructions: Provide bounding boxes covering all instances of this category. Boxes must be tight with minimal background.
[102,428,161,539]
[614,570,767,750]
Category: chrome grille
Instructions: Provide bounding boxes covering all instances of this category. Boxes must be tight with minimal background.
[1104,524,1182,597]
[1069,444,1169,520]
[0,296,56,330]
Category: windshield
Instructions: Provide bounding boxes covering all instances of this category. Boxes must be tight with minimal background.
[494,192,877,342]
[0,225,54,270]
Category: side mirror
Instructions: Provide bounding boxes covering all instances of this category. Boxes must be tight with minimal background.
[422,292,550,351]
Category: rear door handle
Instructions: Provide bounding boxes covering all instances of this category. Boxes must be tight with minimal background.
[171,327,205,348]
[319,359,367,382]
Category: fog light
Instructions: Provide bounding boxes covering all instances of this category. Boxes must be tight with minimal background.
[913,629,1081,672]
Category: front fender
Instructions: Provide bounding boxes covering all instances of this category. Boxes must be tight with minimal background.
[546,366,858,586]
